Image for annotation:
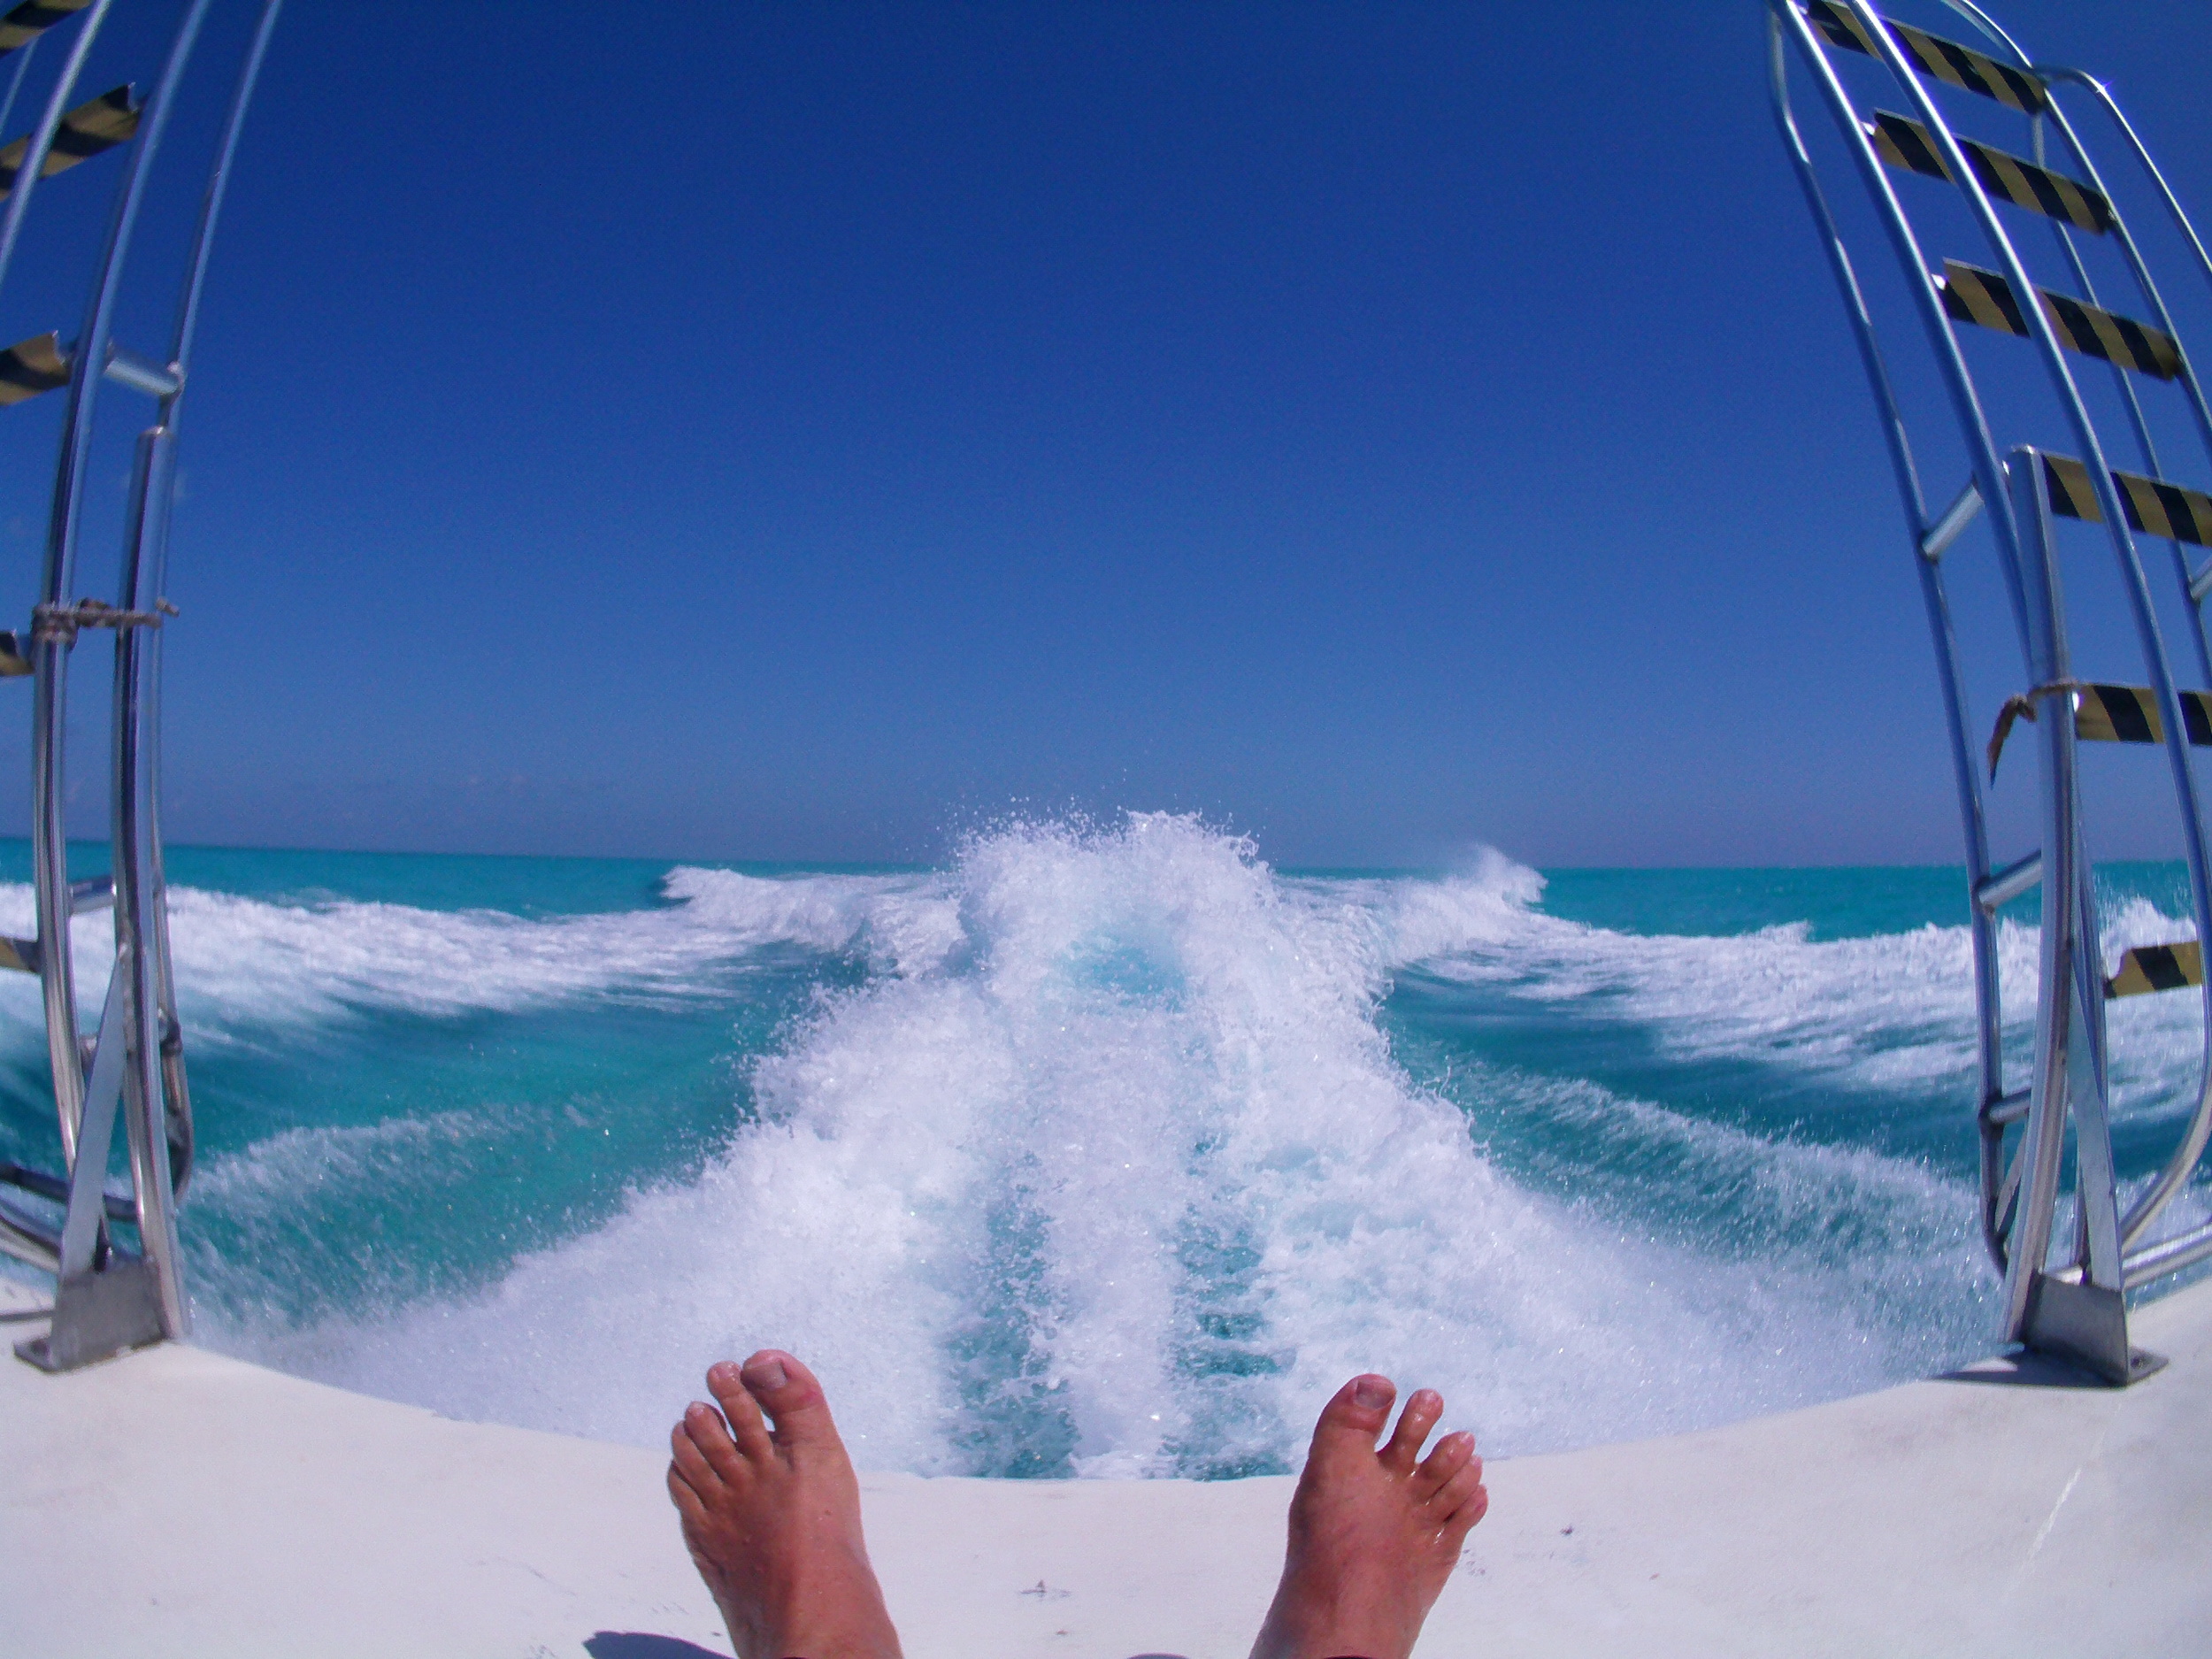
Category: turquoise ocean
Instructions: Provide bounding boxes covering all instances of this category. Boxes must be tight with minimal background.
[3,815,2207,1477]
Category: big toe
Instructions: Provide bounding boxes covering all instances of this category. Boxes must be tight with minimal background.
[741,1348,843,1448]
[1309,1372,1396,1460]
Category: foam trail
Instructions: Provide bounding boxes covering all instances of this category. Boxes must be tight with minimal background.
[1379,863,2211,1122]
[0,867,959,1048]
[204,818,2004,1475]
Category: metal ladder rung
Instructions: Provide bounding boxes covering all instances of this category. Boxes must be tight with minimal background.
[0,331,67,405]
[1975,850,2041,913]
[1984,1087,2032,1126]
[2039,452,2212,549]
[1801,1,2047,113]
[1867,111,2112,235]
[0,86,141,199]
[1920,479,1982,562]
[0,1161,134,1223]
[102,344,180,398]
[2106,940,2204,1000]
[0,879,104,972]
[2124,1218,2212,1289]
[0,0,92,60]
[1937,261,2182,380]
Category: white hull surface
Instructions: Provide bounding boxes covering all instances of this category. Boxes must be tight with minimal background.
[4,1274,2208,1657]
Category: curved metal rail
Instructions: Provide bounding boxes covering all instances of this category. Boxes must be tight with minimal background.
[0,0,282,1372]
[1773,0,2212,1382]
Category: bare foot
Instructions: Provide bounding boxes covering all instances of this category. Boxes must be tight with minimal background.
[667,1349,903,1659]
[1248,1374,1488,1659]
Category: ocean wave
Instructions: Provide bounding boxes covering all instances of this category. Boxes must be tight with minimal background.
[0,867,953,1046]
[202,816,2008,1475]
[1376,857,2208,1118]
[4,833,2188,1114]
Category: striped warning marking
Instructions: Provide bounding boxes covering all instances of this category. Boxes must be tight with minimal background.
[0,331,67,404]
[1801,1,2046,113]
[2107,940,2203,1000]
[1937,261,2181,380]
[0,934,35,975]
[1867,111,2112,235]
[0,628,28,675]
[1988,680,2212,776]
[2039,452,2103,522]
[0,0,90,58]
[0,86,139,198]
[2040,453,2212,549]
[2074,682,2212,747]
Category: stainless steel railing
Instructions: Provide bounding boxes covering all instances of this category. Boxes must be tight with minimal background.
[0,0,281,1371]
[1773,0,2212,1383]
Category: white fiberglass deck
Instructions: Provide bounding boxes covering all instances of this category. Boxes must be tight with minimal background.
[4,1273,2208,1657]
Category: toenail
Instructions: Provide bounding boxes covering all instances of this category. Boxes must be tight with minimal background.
[745,1357,789,1391]
[1352,1376,1392,1409]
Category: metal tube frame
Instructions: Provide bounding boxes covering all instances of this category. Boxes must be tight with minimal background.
[1771,0,2212,1378]
[2014,77,2212,686]
[7,0,283,1371]
[0,0,115,305]
[0,0,119,1279]
[0,38,41,142]
[1769,19,2014,1265]
[1924,1,2212,1263]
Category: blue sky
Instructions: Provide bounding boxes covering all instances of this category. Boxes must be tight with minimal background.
[0,0,2207,866]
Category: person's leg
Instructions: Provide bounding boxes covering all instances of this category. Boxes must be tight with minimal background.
[1248,1373,1489,1659]
[667,1350,903,1659]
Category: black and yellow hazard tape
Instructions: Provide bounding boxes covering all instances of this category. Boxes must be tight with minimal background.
[1801,0,2045,113]
[2038,452,2103,522]
[0,86,139,198]
[2073,681,2212,747]
[0,0,90,58]
[0,331,67,405]
[2107,940,2204,1000]
[1867,111,2112,235]
[0,628,29,676]
[1937,261,2181,380]
[0,933,35,975]
[1985,680,2212,778]
[2040,452,2212,549]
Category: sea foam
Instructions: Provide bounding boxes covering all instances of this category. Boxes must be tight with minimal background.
[188,818,2029,1475]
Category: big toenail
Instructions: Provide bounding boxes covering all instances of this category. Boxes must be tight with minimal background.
[1352,1377,1392,1409]
[747,1358,789,1390]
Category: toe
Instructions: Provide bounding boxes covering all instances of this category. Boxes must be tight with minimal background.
[1380,1387,1443,1473]
[1440,1479,1490,1548]
[740,1349,844,1452]
[1431,1457,1488,1534]
[708,1362,776,1460]
[680,1399,751,1486]
[1413,1428,1474,1498]
[1308,1372,1397,1463]
[666,1459,711,1528]
[670,1417,721,1493]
